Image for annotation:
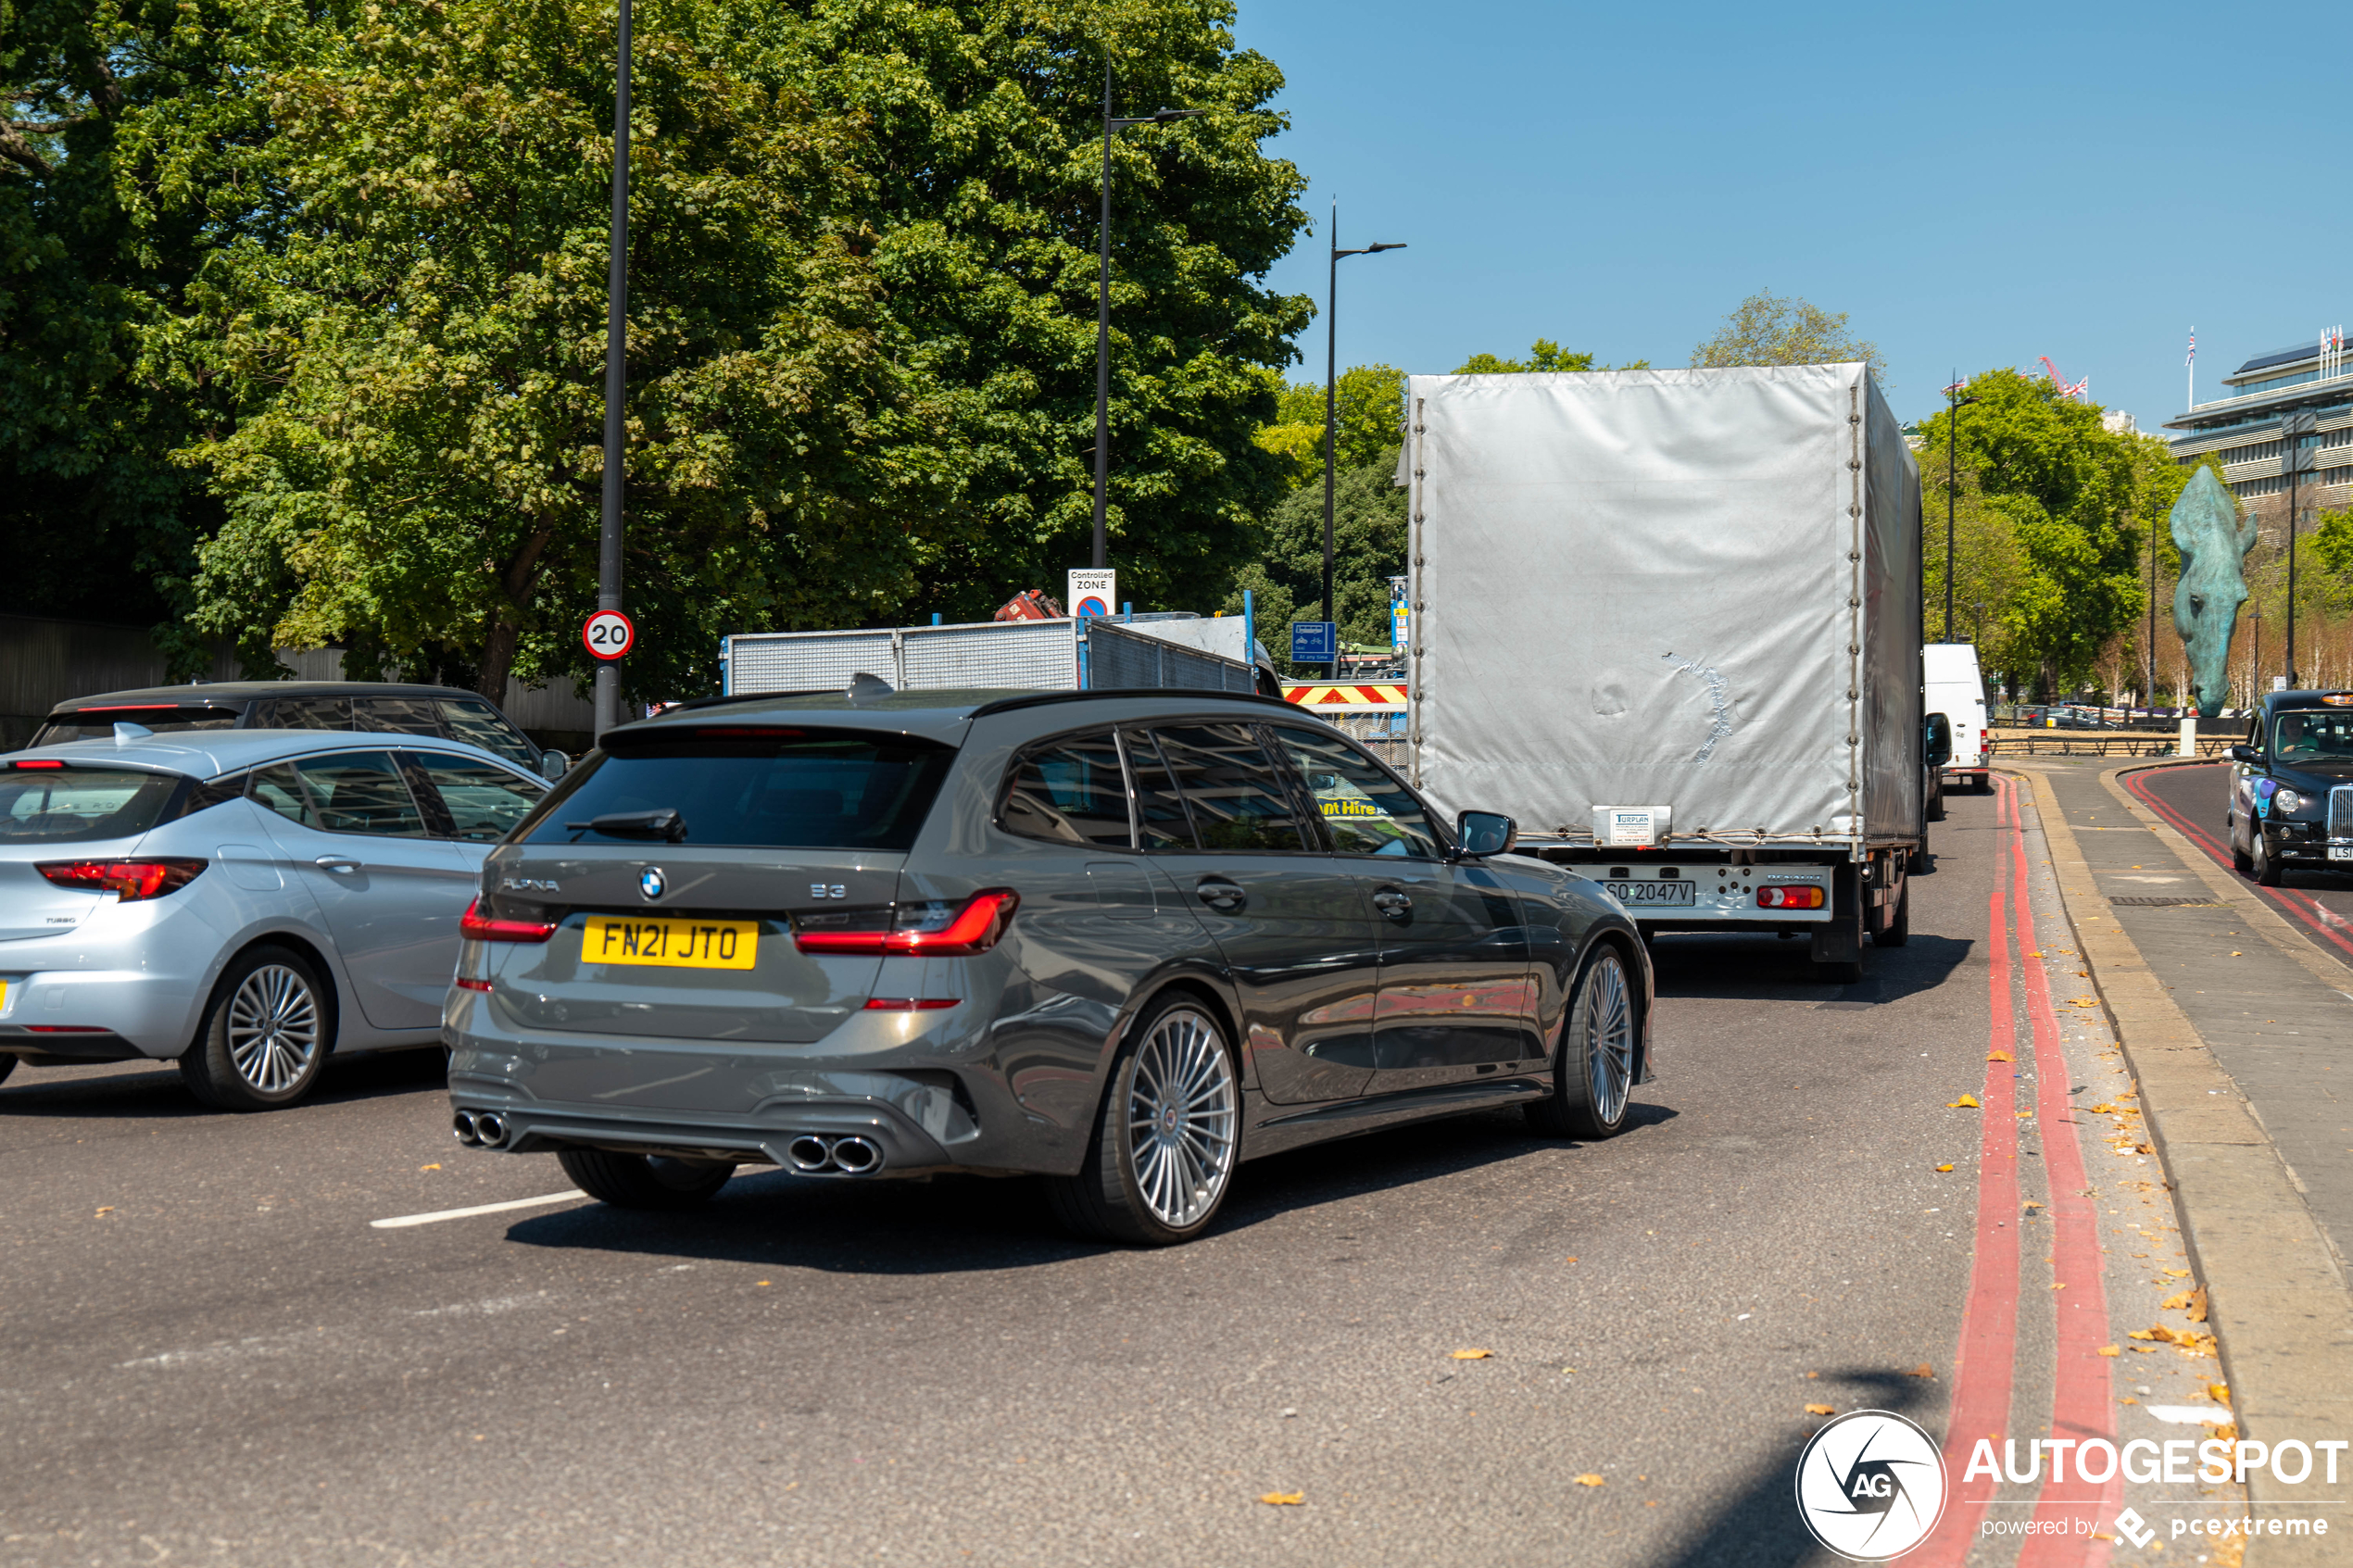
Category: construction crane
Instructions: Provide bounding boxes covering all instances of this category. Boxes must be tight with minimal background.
[2038,356,2089,400]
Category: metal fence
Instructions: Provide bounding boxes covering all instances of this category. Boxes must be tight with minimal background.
[1985,735,2233,758]
[1083,620,1255,693]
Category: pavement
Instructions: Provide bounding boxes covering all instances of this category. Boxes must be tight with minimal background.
[2013,759,2353,1565]
[0,782,2313,1566]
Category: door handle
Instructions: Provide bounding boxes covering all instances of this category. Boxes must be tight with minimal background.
[1194,878,1246,912]
[1372,888,1413,920]
[314,856,362,874]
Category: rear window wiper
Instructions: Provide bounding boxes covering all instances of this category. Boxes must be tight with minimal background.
[565,809,686,842]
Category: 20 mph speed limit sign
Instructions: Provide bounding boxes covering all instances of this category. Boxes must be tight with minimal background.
[583,609,636,661]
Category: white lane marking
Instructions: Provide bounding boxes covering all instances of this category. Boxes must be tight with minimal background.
[370,1190,587,1229]
[2145,1404,2233,1424]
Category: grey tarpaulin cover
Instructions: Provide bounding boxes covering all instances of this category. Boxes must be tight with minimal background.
[1404,363,1922,847]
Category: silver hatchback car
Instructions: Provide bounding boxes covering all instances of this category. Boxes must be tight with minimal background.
[0,730,547,1107]
[446,689,1655,1245]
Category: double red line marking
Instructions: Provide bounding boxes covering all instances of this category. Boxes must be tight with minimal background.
[1917,776,2117,1564]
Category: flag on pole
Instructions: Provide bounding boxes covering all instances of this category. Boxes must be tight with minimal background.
[2185,329,2195,367]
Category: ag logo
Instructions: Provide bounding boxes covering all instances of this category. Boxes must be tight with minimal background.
[1793,1410,1947,1561]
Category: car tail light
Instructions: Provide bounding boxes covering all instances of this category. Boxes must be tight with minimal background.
[1757,885,1825,909]
[795,889,1020,957]
[25,1024,109,1034]
[460,897,558,943]
[13,759,64,770]
[862,997,962,1011]
[36,859,207,901]
[454,976,495,992]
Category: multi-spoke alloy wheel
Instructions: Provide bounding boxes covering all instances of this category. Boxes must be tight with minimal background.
[1123,1007,1239,1230]
[1050,996,1241,1245]
[1527,946,1638,1141]
[227,964,321,1094]
[181,946,334,1110]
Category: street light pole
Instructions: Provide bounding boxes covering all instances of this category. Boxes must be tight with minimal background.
[1943,377,1977,643]
[1089,64,1202,573]
[593,0,633,740]
[2283,409,2316,687]
[1322,203,1403,682]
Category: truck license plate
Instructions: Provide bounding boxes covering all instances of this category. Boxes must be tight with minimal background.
[1604,881,1695,908]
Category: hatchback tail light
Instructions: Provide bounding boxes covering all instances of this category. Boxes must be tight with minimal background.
[1756,885,1826,909]
[795,889,1020,957]
[460,897,558,943]
[37,859,207,901]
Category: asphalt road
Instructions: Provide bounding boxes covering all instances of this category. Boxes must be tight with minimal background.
[0,787,2233,1567]
[2134,759,2353,967]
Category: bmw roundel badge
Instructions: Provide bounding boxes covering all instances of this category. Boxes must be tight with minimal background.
[639,867,666,902]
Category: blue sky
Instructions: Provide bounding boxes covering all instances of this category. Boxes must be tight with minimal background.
[1230,0,2350,432]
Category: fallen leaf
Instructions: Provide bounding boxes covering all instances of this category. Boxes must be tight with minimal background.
[2130,1346,2158,1354]
[2097,1346,2121,1357]
[2089,1103,2115,1113]
[1451,1348,1491,1361]
[2208,1382,2230,1403]
[1987,1050,2014,1062]
[2016,1110,2033,1119]
[1934,1164,1955,1173]
[2160,1291,2194,1311]
[2231,951,2242,957]
[2130,1326,2173,1343]
[419,1163,442,1172]
[1804,1403,1836,1416]
[1565,1257,1579,1263]
[1258,1491,1304,1506]
[1947,1095,1982,1110]
[2133,1143,2155,1155]
[2186,1286,2209,1323]
[2051,1283,2069,1291]
[94,1206,115,1216]
[1574,1474,1605,1487]
[1907,1364,1934,1379]
[2162,1269,2191,1278]
[2209,1423,2238,1443]
[2022,1200,2045,1210]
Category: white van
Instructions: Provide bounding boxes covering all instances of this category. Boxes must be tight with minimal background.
[1924,643,1990,792]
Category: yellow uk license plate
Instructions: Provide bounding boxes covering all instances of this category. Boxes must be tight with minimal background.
[582,917,760,970]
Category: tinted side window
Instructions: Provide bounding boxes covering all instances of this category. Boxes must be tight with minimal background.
[409,753,546,842]
[1149,723,1310,853]
[257,697,352,730]
[1123,731,1196,850]
[358,696,445,736]
[999,731,1132,847]
[436,697,539,768]
[1269,728,1442,859]
[253,751,427,836]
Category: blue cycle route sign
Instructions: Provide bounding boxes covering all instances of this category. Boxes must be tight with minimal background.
[1290,621,1338,663]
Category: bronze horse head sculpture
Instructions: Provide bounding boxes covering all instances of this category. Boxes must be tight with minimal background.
[2171,465,2256,718]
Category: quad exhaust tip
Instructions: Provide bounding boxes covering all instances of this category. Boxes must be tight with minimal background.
[785,1134,884,1175]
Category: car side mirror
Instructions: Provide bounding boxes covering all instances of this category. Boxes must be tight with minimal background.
[541,749,570,781]
[1453,810,1516,859]
[2227,744,2258,765]
[1924,712,1954,769]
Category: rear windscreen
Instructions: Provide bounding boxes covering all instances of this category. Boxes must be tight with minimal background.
[0,767,183,844]
[521,729,955,850]
[32,707,238,744]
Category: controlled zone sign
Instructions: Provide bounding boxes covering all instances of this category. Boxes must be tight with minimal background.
[1290,621,1337,663]
[1066,569,1116,620]
[583,609,636,661]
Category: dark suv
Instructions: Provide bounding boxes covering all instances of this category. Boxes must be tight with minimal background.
[30,683,560,778]
[444,686,1655,1245]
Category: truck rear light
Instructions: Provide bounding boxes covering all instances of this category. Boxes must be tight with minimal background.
[862,997,961,1011]
[37,859,207,901]
[460,898,558,943]
[1756,885,1825,909]
[795,889,1020,957]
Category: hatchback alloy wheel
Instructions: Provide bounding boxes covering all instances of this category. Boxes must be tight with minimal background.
[227,963,321,1094]
[1125,1006,1239,1230]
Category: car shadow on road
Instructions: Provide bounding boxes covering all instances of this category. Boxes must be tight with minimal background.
[0,1045,447,1118]
[1649,1369,1943,1567]
[499,1101,1679,1273]
[1647,932,1972,1008]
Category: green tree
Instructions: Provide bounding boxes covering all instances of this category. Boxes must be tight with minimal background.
[1911,370,2180,698]
[1251,362,1402,490]
[1221,441,1403,666]
[1,0,296,659]
[1691,289,1885,385]
[1451,337,1645,375]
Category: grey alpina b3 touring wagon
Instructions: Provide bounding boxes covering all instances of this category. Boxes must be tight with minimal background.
[444,686,1654,1245]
